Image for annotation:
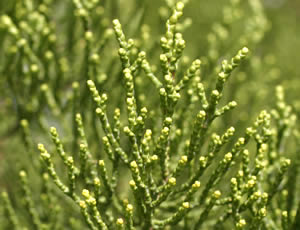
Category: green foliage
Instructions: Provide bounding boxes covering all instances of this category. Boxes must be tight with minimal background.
[0,0,299,229]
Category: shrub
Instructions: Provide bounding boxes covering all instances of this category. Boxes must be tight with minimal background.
[0,0,299,229]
